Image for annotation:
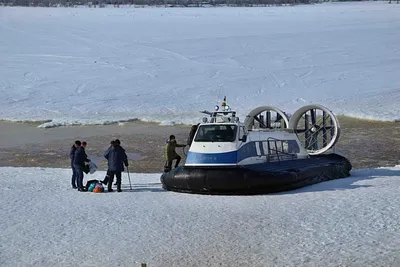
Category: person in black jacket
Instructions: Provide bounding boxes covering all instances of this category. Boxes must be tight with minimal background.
[73,141,90,191]
[104,139,128,192]
[70,140,81,189]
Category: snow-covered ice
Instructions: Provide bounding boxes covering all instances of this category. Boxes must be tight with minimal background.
[1,166,400,266]
[1,2,400,127]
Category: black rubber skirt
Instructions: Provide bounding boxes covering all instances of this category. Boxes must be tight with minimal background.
[160,153,352,195]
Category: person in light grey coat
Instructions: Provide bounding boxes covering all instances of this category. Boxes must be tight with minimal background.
[104,139,128,192]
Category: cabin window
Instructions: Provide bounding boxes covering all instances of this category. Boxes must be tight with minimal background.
[263,140,300,154]
[194,125,237,142]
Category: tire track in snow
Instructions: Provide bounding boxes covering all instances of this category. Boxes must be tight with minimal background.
[295,68,315,79]
[75,83,86,94]
[136,43,243,70]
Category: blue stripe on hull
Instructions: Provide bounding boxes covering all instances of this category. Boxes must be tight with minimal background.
[186,151,238,165]
[237,142,257,162]
[186,142,261,165]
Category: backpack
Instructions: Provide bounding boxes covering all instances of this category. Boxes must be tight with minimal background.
[93,183,104,193]
[88,183,96,192]
[85,179,100,190]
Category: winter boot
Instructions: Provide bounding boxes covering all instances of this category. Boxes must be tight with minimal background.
[108,182,113,192]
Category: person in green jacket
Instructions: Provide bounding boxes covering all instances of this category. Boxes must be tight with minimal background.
[165,135,186,171]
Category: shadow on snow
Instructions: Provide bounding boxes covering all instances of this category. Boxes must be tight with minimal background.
[119,182,166,193]
[278,167,400,195]
[111,167,399,195]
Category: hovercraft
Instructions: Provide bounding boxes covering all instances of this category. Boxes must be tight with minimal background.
[161,102,352,195]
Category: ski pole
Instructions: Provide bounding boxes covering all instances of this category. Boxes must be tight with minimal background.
[127,166,132,190]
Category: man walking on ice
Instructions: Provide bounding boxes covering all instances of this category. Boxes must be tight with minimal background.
[104,139,129,192]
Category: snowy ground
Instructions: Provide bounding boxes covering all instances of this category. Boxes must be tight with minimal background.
[1,166,400,266]
[1,2,400,127]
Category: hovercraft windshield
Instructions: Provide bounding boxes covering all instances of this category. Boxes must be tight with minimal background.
[194,124,237,143]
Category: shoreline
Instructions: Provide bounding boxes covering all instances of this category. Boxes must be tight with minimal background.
[0,117,399,172]
[0,120,190,173]
[0,118,189,129]
[1,115,399,127]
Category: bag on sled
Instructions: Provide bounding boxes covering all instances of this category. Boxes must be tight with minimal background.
[93,183,104,193]
[88,183,97,192]
[86,179,100,192]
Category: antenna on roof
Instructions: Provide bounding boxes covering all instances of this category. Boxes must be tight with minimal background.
[216,85,222,107]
